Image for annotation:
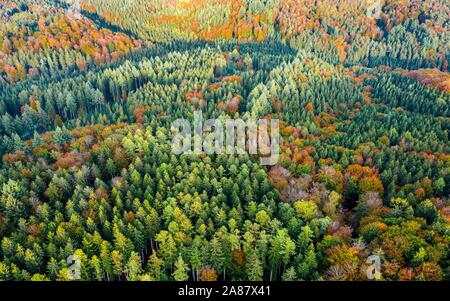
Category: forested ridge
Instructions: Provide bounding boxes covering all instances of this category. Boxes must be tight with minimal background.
[0,0,448,281]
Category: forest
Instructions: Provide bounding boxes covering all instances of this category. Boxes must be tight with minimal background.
[0,0,448,281]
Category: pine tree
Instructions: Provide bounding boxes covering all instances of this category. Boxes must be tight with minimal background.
[296,226,318,280]
[155,231,177,270]
[91,255,103,281]
[282,266,297,281]
[189,237,203,281]
[53,126,73,145]
[269,229,295,280]
[1,180,27,224]
[100,241,113,281]
[147,252,163,281]
[209,236,225,278]
[111,250,123,280]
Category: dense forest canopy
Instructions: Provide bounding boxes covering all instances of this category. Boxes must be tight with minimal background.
[0,0,448,281]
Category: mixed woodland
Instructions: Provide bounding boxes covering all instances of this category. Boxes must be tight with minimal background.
[0,0,449,281]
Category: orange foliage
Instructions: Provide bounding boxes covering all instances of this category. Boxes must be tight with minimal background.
[346,164,377,179]
[225,96,241,114]
[304,102,314,112]
[222,75,242,84]
[26,224,43,237]
[208,82,222,91]
[281,125,295,136]
[94,188,110,202]
[316,166,344,192]
[1,7,141,82]
[2,151,28,165]
[268,165,292,191]
[185,91,206,109]
[133,105,150,123]
[325,245,359,267]
[414,262,443,281]
[398,268,415,281]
